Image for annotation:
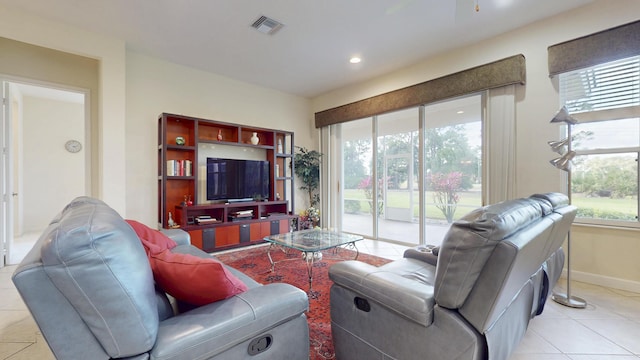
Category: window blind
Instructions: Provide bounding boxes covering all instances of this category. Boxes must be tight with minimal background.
[560,55,640,114]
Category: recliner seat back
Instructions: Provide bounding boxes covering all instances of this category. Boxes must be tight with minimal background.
[433,194,576,359]
[434,197,548,311]
[15,197,158,359]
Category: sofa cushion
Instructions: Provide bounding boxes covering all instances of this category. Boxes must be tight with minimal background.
[126,219,177,254]
[149,249,249,306]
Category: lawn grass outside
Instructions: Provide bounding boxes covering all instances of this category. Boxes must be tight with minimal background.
[572,192,637,220]
[343,188,482,221]
[572,193,636,212]
[344,189,638,222]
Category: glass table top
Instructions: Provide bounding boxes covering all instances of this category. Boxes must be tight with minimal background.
[264,228,364,252]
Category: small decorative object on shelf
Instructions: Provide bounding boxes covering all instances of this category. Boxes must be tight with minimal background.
[182,195,193,206]
[217,129,223,141]
[275,164,280,177]
[167,212,179,228]
[277,139,283,153]
[250,132,259,145]
[276,192,281,200]
[175,136,185,145]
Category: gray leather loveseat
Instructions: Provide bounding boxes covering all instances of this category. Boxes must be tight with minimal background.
[329,193,576,360]
[12,197,310,359]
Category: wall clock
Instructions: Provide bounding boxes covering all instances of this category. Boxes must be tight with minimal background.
[65,140,82,153]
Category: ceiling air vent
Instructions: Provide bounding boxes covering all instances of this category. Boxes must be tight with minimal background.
[251,15,284,35]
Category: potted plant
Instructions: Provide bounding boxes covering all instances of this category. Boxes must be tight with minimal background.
[293,146,322,208]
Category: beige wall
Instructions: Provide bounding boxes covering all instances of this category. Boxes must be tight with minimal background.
[0,4,126,213]
[312,0,640,291]
[22,97,85,231]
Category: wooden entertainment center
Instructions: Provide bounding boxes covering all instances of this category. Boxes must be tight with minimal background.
[158,113,296,252]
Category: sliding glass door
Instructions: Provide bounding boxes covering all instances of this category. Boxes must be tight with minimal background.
[341,118,374,238]
[336,94,483,246]
[377,108,419,243]
[423,95,482,246]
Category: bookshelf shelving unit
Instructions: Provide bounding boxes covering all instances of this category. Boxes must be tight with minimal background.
[158,113,296,251]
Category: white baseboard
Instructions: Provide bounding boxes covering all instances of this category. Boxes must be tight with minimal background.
[560,269,640,294]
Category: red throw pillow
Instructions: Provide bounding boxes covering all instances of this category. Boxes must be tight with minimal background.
[126,220,177,255]
[149,249,248,306]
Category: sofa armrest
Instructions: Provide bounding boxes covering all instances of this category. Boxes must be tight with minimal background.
[160,228,191,246]
[329,260,436,327]
[152,283,308,359]
[403,245,439,266]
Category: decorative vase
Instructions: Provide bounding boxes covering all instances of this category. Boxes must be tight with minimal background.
[250,132,259,145]
[167,212,176,227]
[277,139,283,153]
[217,129,223,141]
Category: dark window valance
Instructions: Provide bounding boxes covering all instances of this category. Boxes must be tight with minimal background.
[548,20,640,77]
[314,54,525,128]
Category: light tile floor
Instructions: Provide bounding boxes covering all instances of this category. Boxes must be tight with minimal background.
[1,239,639,359]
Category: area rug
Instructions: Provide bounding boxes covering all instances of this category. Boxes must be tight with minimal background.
[215,244,391,360]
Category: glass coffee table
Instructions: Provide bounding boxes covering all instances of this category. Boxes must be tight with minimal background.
[264,229,364,289]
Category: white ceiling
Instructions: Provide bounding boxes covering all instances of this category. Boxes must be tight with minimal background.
[1,0,595,98]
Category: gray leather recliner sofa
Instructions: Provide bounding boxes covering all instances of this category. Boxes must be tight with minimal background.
[329,193,576,360]
[12,196,310,360]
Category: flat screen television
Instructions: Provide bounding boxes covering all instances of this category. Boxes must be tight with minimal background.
[206,158,270,201]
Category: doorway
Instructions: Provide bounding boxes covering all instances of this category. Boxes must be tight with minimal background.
[1,80,88,266]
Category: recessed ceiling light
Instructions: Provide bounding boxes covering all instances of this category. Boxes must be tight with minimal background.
[457,110,465,114]
[350,57,361,64]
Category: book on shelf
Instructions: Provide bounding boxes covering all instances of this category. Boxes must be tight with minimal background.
[167,160,175,176]
[229,209,253,221]
[195,215,219,224]
[185,160,192,176]
[196,219,220,224]
[166,159,192,177]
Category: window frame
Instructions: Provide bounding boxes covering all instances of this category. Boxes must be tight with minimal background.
[559,55,640,228]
